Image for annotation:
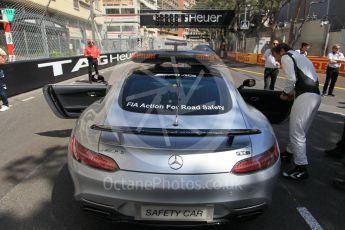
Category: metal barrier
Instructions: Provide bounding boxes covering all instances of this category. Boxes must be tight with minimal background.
[227,51,345,74]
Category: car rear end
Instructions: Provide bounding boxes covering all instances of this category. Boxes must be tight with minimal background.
[67,51,280,224]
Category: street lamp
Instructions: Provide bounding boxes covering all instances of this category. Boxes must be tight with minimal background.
[323,0,331,56]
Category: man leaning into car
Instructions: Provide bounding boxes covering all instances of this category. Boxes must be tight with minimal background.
[272,43,321,181]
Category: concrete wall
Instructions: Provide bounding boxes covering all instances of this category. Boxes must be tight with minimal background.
[328,30,345,54]
[243,20,328,56]
[244,37,271,54]
[293,20,327,56]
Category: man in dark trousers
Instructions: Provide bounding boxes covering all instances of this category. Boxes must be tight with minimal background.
[84,40,100,84]
[322,44,345,96]
[261,40,280,90]
[272,43,321,180]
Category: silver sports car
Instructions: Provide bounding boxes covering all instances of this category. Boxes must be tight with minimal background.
[44,49,292,225]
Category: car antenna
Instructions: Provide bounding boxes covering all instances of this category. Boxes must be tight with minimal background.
[171,56,181,127]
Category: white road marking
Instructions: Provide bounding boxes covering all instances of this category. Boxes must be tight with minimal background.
[297,207,323,230]
[21,96,35,102]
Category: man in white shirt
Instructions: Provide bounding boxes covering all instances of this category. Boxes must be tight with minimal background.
[295,42,310,57]
[261,40,280,90]
[272,43,321,181]
[322,44,345,96]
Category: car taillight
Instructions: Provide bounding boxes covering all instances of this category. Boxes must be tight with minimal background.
[231,143,278,174]
[69,136,119,172]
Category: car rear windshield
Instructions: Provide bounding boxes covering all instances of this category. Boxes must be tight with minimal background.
[119,73,232,115]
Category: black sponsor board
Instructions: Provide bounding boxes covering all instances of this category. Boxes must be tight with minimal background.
[140,10,234,28]
[0,52,132,97]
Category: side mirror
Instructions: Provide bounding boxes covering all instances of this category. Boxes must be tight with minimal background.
[238,79,256,90]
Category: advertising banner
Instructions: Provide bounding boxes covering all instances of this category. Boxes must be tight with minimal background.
[308,56,345,74]
[1,52,132,97]
[237,53,257,64]
[227,51,237,61]
[257,54,265,65]
[140,10,235,28]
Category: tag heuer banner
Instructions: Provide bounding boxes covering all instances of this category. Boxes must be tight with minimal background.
[140,10,235,28]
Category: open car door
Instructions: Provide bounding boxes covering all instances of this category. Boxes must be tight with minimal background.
[43,84,108,119]
[239,88,293,124]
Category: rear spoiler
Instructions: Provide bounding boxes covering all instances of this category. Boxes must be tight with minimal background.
[90,124,261,136]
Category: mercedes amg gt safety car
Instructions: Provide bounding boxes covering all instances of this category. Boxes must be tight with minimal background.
[44,48,292,225]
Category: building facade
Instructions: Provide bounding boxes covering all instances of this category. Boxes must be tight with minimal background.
[103,0,157,39]
[103,0,196,41]
[0,0,104,60]
[177,0,195,38]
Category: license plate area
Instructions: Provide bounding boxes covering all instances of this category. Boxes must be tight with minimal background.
[136,205,214,222]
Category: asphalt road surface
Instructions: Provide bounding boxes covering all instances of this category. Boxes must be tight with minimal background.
[0,60,344,230]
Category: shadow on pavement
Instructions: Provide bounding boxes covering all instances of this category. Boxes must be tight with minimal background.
[272,111,345,230]
[36,129,72,138]
[0,111,344,230]
[75,80,90,83]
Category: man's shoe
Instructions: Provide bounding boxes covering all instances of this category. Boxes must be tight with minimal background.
[322,92,327,97]
[328,93,335,97]
[282,165,309,180]
[0,105,10,112]
[281,150,293,163]
[333,178,345,192]
[325,148,345,158]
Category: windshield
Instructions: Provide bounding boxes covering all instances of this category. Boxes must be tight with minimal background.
[119,73,232,115]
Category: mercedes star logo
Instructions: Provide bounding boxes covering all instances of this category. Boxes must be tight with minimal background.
[168,155,183,170]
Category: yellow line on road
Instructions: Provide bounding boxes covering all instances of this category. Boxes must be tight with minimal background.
[230,67,345,91]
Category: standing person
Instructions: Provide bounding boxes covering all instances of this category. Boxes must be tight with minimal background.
[261,40,280,90]
[272,43,321,180]
[322,44,345,96]
[84,40,100,84]
[0,47,9,112]
[295,42,310,56]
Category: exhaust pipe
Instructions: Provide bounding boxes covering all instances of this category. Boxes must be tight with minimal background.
[235,210,263,220]
[82,205,112,217]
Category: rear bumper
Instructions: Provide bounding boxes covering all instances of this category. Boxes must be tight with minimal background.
[80,198,268,226]
[68,154,280,223]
